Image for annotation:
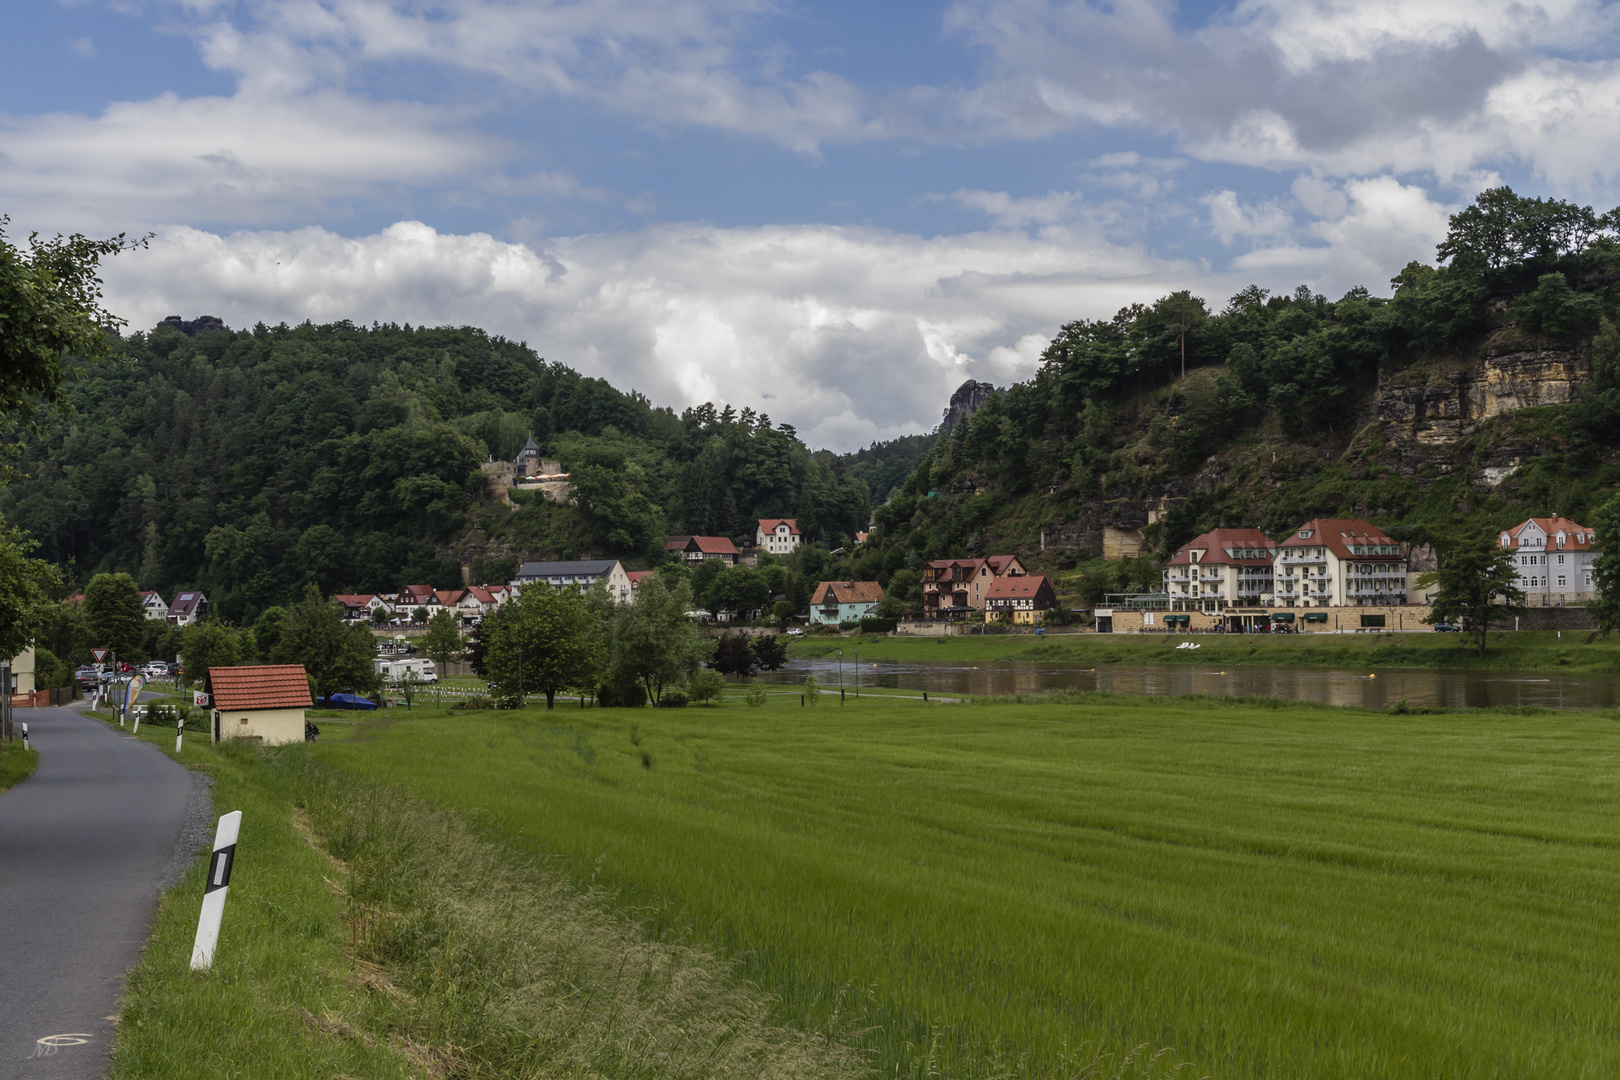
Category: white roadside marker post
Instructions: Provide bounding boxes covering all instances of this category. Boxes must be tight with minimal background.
[21,722,28,751]
[190,811,242,972]
[176,713,183,753]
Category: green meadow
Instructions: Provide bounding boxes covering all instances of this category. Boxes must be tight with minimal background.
[314,694,1620,1079]
[790,627,1620,672]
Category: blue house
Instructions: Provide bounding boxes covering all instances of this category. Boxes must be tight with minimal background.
[809,581,884,625]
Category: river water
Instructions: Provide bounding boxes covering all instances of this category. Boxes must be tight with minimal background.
[758,657,1620,710]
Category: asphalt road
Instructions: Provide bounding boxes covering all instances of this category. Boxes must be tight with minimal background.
[0,703,192,1078]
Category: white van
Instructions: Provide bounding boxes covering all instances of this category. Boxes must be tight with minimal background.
[373,657,438,683]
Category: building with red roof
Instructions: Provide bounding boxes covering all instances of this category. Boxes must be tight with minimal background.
[809,581,885,625]
[208,664,313,745]
[921,555,1027,619]
[984,574,1057,624]
[1499,516,1600,605]
[756,518,802,555]
[1164,529,1277,612]
[665,535,740,566]
[1276,519,1406,607]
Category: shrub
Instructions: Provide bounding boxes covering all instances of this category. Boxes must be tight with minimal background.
[655,691,689,709]
[687,669,725,704]
[744,685,769,708]
[597,680,648,709]
[857,617,898,633]
[802,674,820,706]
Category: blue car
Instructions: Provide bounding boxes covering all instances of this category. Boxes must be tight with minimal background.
[320,693,378,711]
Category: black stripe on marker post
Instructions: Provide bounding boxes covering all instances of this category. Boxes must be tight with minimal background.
[205,844,236,893]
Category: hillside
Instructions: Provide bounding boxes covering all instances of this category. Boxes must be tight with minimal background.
[859,188,1620,601]
[0,321,871,623]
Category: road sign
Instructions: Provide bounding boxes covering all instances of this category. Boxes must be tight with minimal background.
[91,648,109,663]
[193,692,210,708]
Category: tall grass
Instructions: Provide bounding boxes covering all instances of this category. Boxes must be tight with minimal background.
[317,695,1620,1079]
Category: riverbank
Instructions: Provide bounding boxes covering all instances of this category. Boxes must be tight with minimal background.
[789,628,1620,672]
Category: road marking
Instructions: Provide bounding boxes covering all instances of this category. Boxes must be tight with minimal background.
[36,1035,92,1047]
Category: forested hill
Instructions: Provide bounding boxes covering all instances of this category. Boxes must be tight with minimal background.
[864,187,1620,590]
[1,320,871,624]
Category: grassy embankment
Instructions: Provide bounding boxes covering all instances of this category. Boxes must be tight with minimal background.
[791,627,1620,671]
[315,693,1620,1080]
[0,740,38,792]
[89,707,872,1080]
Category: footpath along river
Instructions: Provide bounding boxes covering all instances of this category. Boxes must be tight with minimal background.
[758,657,1620,710]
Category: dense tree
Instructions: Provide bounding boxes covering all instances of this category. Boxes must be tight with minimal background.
[484,585,600,708]
[710,633,756,679]
[421,609,464,672]
[606,576,706,705]
[0,219,143,431]
[705,565,770,620]
[271,587,378,699]
[182,621,242,692]
[1589,492,1620,636]
[82,572,144,658]
[750,634,788,671]
[1422,532,1525,658]
[0,517,60,664]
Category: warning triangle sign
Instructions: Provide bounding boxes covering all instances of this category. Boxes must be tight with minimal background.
[92,648,109,662]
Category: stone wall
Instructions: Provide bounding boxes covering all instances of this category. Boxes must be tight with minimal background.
[1503,606,1597,631]
[1098,605,1436,634]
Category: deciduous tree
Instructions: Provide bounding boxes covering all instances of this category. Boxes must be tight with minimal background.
[422,609,464,672]
[82,572,144,659]
[1589,492,1620,636]
[485,585,600,709]
[0,517,60,664]
[607,576,706,705]
[1422,531,1524,658]
[272,586,378,699]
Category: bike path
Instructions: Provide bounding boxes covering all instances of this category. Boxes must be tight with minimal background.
[0,704,192,1078]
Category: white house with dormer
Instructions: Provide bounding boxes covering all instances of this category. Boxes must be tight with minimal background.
[1499,517,1599,606]
[756,518,802,555]
[139,591,169,620]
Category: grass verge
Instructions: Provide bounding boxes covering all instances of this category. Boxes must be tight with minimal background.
[101,714,874,1080]
[0,740,38,792]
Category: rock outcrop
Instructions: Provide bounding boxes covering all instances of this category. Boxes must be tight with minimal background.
[939,380,997,435]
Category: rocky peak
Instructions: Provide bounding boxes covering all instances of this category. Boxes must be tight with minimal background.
[940,379,997,435]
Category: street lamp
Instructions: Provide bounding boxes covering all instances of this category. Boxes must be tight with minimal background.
[836,649,843,701]
[854,645,860,698]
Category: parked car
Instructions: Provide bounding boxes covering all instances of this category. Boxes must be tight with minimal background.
[142,661,169,679]
[1433,622,1461,632]
[74,665,101,688]
[787,628,805,637]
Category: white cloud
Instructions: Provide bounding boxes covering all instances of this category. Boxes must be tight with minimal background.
[950,188,1084,227]
[0,92,499,231]
[69,36,96,58]
[98,217,1192,450]
[1202,190,1295,245]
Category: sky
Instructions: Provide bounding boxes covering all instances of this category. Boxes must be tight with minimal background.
[5,1,1620,450]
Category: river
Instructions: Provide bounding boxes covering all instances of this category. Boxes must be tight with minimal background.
[757,657,1620,710]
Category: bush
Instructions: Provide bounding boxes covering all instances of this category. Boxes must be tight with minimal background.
[655,691,689,709]
[33,646,73,690]
[838,620,860,631]
[857,617,898,633]
[687,669,725,704]
[744,685,769,708]
[597,680,648,709]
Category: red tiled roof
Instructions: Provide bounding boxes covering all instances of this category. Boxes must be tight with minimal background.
[759,518,801,535]
[811,580,884,605]
[664,535,693,550]
[209,665,313,711]
[984,554,1024,575]
[626,570,655,589]
[1504,517,1597,552]
[1278,519,1396,561]
[1166,528,1277,567]
[691,536,738,555]
[467,586,499,603]
[436,589,467,606]
[984,574,1055,602]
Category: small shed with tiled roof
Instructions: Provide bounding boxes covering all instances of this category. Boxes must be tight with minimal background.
[209,664,313,745]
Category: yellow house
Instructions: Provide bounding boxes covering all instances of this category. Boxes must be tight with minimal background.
[209,664,312,745]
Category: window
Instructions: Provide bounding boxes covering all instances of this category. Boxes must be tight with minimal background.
[1558,576,1567,587]
[1558,555,1565,565]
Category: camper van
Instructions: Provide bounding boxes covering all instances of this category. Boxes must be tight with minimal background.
[374,657,438,683]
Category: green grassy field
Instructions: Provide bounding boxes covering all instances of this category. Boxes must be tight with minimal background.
[790,627,1620,672]
[317,694,1620,1079]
